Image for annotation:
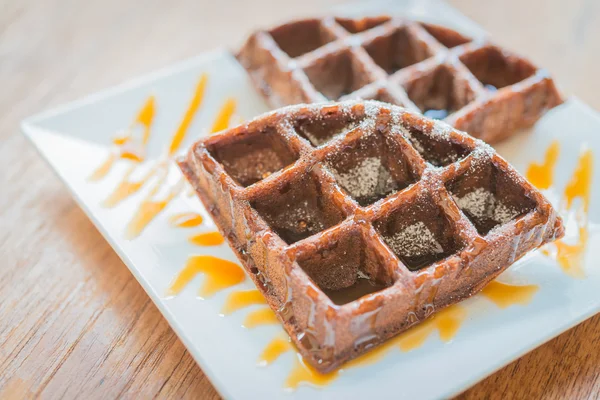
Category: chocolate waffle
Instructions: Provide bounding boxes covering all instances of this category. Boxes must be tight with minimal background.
[179,100,564,373]
[237,16,563,143]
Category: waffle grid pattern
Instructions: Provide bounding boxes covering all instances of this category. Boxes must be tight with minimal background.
[179,101,564,373]
[237,16,563,143]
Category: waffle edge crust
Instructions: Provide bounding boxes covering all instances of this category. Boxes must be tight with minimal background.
[178,100,564,373]
[236,16,563,144]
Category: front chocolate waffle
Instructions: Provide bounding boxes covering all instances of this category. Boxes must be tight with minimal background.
[178,100,564,373]
[237,16,563,143]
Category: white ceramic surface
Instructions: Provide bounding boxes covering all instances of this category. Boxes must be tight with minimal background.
[21,2,600,399]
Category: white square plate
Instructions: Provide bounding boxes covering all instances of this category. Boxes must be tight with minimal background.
[22,2,600,399]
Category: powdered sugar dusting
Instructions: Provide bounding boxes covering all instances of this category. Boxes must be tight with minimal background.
[331,157,397,204]
[493,202,520,224]
[469,145,495,163]
[389,111,407,137]
[430,120,453,140]
[384,221,444,258]
[290,100,384,146]
[455,188,489,219]
[454,188,519,225]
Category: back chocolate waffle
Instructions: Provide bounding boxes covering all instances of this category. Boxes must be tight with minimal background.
[237,16,563,143]
[179,100,564,373]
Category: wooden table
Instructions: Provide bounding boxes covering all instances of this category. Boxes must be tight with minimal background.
[1,0,598,398]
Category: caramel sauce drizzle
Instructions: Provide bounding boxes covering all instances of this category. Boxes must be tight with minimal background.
[549,149,593,277]
[102,164,158,207]
[528,143,594,277]
[91,74,242,240]
[257,334,292,367]
[168,212,204,228]
[89,96,156,181]
[222,289,266,315]
[112,132,131,146]
[210,98,237,134]
[564,148,593,212]
[480,281,539,309]
[98,74,211,238]
[119,152,144,163]
[125,177,184,239]
[526,140,560,190]
[396,304,467,352]
[243,307,279,329]
[89,153,117,182]
[166,255,245,299]
[168,74,208,156]
[285,354,339,389]
[135,95,158,145]
[550,226,589,278]
[189,231,225,246]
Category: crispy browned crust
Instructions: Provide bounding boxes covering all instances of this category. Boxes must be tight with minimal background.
[236,17,563,143]
[178,100,564,373]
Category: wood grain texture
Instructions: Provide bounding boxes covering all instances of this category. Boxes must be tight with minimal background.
[0,0,598,399]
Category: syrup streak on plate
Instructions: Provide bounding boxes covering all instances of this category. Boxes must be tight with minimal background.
[210,97,237,134]
[168,74,208,156]
[88,95,156,181]
[526,142,594,277]
[118,74,207,237]
[188,231,225,246]
[480,280,539,308]
[102,163,158,207]
[168,212,204,228]
[89,153,117,182]
[125,175,185,239]
[221,289,267,315]
[258,334,292,367]
[242,308,279,329]
[525,139,560,190]
[89,73,207,235]
[165,255,246,299]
